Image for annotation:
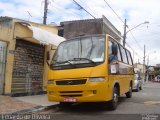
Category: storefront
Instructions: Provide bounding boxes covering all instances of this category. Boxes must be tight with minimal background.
[11,39,45,94]
[0,17,65,96]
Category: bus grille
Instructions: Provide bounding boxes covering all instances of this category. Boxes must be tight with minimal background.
[59,91,83,97]
[60,95,82,97]
[56,79,86,85]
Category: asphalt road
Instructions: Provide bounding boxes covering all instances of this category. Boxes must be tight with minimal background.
[39,82,160,120]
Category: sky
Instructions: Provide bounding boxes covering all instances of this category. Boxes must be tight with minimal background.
[0,0,159,66]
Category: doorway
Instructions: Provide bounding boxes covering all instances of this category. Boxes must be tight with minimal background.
[12,39,45,95]
[0,41,7,94]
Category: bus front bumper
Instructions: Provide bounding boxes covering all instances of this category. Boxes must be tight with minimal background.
[47,82,112,102]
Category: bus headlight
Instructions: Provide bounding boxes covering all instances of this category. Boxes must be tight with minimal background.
[89,77,105,82]
[48,80,54,84]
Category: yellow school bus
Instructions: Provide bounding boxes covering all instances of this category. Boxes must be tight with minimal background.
[47,34,134,110]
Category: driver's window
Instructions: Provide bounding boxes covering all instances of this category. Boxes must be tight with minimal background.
[108,41,113,55]
[115,43,122,62]
[108,40,118,63]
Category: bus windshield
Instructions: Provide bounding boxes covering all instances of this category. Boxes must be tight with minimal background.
[50,35,105,70]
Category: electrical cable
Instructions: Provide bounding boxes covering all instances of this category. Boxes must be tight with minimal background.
[79,0,99,17]
[50,1,81,20]
[104,0,124,24]
[72,0,96,19]
[103,0,144,53]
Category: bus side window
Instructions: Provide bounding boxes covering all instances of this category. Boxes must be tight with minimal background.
[120,46,128,64]
[108,41,118,63]
[126,50,133,65]
[115,43,122,62]
[108,41,113,55]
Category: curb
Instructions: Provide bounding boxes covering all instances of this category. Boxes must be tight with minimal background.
[151,81,160,83]
[14,104,59,114]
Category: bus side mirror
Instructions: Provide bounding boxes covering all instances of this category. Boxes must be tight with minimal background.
[112,44,118,55]
[47,51,50,61]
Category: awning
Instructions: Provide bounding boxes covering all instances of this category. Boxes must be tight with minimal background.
[18,22,65,46]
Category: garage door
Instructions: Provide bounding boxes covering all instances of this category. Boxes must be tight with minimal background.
[0,41,7,94]
[12,39,45,95]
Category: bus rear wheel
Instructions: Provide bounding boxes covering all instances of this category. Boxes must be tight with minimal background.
[108,87,118,110]
[126,84,132,98]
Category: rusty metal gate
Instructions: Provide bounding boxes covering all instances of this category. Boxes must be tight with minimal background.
[0,41,7,94]
[12,39,45,95]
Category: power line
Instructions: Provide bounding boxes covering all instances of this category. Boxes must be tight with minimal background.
[74,0,144,63]
[49,0,85,22]
[52,0,143,57]
[51,3,80,18]
[50,0,97,21]
[79,0,99,17]
[129,31,143,51]
[103,0,144,51]
[125,42,141,58]
[72,0,96,19]
[26,11,32,21]
[54,0,143,63]
[104,0,124,24]
[50,0,102,40]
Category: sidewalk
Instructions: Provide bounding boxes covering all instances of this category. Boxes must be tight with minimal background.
[0,94,58,114]
[15,94,58,107]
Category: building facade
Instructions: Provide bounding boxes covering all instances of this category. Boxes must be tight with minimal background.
[147,66,155,81]
[58,15,121,42]
[134,63,146,82]
[0,17,63,96]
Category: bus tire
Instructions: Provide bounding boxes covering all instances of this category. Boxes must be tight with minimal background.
[139,86,142,90]
[108,87,118,110]
[126,83,132,98]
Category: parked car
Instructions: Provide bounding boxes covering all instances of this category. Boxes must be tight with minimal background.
[154,75,160,82]
[133,73,143,92]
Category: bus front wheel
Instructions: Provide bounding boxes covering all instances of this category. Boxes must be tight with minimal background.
[108,87,119,110]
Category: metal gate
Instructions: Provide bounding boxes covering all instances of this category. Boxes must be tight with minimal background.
[0,41,7,94]
[12,39,44,95]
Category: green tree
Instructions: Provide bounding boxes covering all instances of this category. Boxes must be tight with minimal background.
[155,69,160,76]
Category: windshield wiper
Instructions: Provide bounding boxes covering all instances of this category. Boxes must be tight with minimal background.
[73,58,96,65]
[55,60,76,68]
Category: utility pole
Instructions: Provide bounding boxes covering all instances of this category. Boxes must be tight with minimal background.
[132,51,134,63]
[146,55,149,82]
[123,19,127,47]
[147,56,149,66]
[143,45,146,82]
[43,0,49,24]
[122,20,149,47]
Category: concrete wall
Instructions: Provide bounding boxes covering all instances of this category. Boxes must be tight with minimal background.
[61,19,103,39]
[134,63,146,74]
[134,63,146,81]
[60,17,121,42]
[0,18,15,94]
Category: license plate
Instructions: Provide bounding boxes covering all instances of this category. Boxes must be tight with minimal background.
[64,97,77,102]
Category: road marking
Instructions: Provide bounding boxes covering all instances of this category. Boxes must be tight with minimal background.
[144,101,160,105]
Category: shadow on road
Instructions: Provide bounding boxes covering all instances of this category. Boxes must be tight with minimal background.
[57,96,127,114]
